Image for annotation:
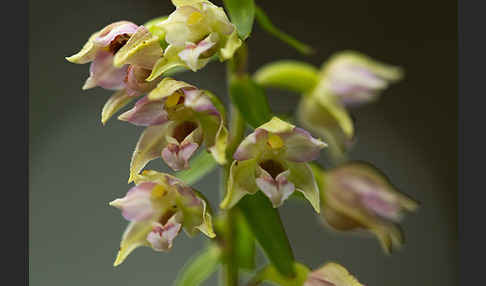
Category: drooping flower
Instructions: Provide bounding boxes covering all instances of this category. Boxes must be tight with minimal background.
[66,22,166,124]
[109,170,215,266]
[304,262,364,286]
[316,162,418,253]
[120,78,228,178]
[146,0,242,80]
[297,51,403,158]
[220,117,326,212]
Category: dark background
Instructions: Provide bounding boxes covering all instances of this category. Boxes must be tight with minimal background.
[29,0,457,285]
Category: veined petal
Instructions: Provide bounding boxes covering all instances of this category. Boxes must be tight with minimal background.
[101,89,135,125]
[162,142,199,171]
[129,124,171,183]
[286,162,320,213]
[305,262,364,286]
[113,221,152,266]
[118,96,168,126]
[109,182,157,221]
[178,33,218,71]
[113,26,164,69]
[233,129,268,161]
[220,159,259,209]
[146,218,182,251]
[83,50,128,90]
[281,127,327,163]
[184,89,220,116]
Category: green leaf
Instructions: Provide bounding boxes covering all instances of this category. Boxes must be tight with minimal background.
[174,245,222,286]
[229,74,273,129]
[234,209,256,270]
[174,151,218,185]
[223,0,256,39]
[238,192,296,277]
[250,262,311,286]
[254,60,319,93]
[254,6,314,55]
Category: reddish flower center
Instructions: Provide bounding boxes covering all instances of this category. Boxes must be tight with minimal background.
[173,121,198,143]
[259,160,285,179]
[109,33,131,54]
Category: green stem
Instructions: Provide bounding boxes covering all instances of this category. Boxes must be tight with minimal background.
[220,44,248,286]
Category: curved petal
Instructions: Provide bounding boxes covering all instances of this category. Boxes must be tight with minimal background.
[93,21,138,47]
[113,221,152,266]
[281,127,327,162]
[233,129,268,161]
[178,33,218,71]
[83,50,128,90]
[101,89,135,125]
[146,45,189,81]
[259,116,295,134]
[65,32,100,64]
[118,96,168,126]
[286,162,320,213]
[109,182,156,221]
[148,77,195,101]
[113,26,164,69]
[129,124,171,183]
[219,29,242,60]
[184,89,219,116]
[220,159,259,209]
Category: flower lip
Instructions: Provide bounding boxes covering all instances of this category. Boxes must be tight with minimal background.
[173,121,199,143]
[259,159,286,179]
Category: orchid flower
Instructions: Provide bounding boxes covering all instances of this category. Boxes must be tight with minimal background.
[304,262,364,286]
[317,162,418,253]
[297,51,403,157]
[220,117,326,212]
[146,0,242,80]
[120,78,228,178]
[109,170,215,266]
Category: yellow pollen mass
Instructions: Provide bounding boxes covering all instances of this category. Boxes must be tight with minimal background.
[165,91,183,108]
[267,134,284,149]
[151,185,167,199]
[187,11,204,25]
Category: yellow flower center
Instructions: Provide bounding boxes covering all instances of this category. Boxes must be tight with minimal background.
[151,185,167,200]
[267,134,284,149]
[165,91,184,108]
[187,11,204,25]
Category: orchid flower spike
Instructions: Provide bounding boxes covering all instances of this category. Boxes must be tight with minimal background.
[297,51,403,157]
[121,78,228,178]
[220,117,326,212]
[146,0,242,80]
[109,170,214,266]
[316,162,418,253]
[304,262,364,286]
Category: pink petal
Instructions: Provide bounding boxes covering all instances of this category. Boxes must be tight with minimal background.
[146,219,182,251]
[233,129,268,161]
[118,96,169,126]
[110,182,156,222]
[255,168,295,208]
[161,142,199,171]
[93,21,138,47]
[183,89,219,116]
[83,50,128,90]
[281,127,326,162]
[125,65,161,94]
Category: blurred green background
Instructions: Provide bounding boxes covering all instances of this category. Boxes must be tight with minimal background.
[29,0,457,285]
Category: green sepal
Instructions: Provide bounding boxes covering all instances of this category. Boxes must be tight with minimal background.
[253,60,319,93]
[223,0,255,39]
[254,6,314,55]
[238,192,296,277]
[229,74,273,129]
[249,262,311,286]
[173,245,222,286]
[143,16,169,49]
